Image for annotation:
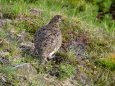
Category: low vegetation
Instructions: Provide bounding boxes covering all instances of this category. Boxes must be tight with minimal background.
[0,0,115,86]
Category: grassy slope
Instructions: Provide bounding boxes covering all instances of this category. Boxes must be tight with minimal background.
[0,0,115,86]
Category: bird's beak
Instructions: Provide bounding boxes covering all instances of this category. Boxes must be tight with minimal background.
[61,16,67,22]
[60,17,64,22]
[61,18,64,22]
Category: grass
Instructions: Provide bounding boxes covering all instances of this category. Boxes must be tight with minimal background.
[0,0,115,34]
[0,0,29,16]
[58,63,75,79]
[0,0,115,85]
[96,53,115,71]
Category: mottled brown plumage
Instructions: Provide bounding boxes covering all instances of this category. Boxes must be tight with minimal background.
[34,15,63,64]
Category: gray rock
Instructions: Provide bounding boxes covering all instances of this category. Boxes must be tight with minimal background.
[0,13,3,19]
[0,51,10,56]
[0,19,12,26]
[0,20,4,26]
[20,42,35,56]
[66,34,89,60]
[29,6,43,17]
[14,63,37,79]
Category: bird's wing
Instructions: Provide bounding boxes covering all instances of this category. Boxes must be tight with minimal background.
[34,26,59,54]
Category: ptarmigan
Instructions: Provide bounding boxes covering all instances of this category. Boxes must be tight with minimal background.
[34,15,63,64]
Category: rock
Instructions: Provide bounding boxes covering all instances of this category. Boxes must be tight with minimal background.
[73,34,87,59]
[60,34,89,60]
[61,78,79,86]
[0,19,12,26]
[20,42,34,49]
[0,74,13,86]
[0,13,3,19]
[75,72,93,86]
[29,6,43,17]
[0,20,4,26]
[20,42,35,56]
[14,63,37,79]
[0,51,10,56]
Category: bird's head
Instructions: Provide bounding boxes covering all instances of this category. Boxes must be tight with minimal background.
[48,15,64,25]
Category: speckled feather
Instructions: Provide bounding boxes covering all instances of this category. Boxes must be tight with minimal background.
[34,15,62,63]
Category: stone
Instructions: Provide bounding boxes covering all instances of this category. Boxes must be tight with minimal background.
[0,51,10,56]
[29,6,43,17]
[14,63,37,79]
[0,20,4,26]
[0,13,3,19]
[20,42,35,56]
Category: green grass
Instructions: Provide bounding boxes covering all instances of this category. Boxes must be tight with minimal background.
[0,0,115,34]
[58,63,75,79]
[0,1,29,19]
[0,0,115,85]
[96,58,115,71]
[55,52,78,65]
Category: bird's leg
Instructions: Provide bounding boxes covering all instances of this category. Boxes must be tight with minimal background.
[47,55,54,61]
[40,56,48,65]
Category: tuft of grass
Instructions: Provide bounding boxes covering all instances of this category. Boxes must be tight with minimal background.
[107,53,115,62]
[0,0,115,85]
[0,1,29,19]
[0,66,16,74]
[1,0,115,34]
[58,63,76,79]
[96,58,115,71]
[96,14,115,36]
[55,51,78,65]
[14,20,38,34]
[93,68,115,86]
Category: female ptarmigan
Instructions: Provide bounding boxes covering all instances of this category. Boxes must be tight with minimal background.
[34,15,63,64]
